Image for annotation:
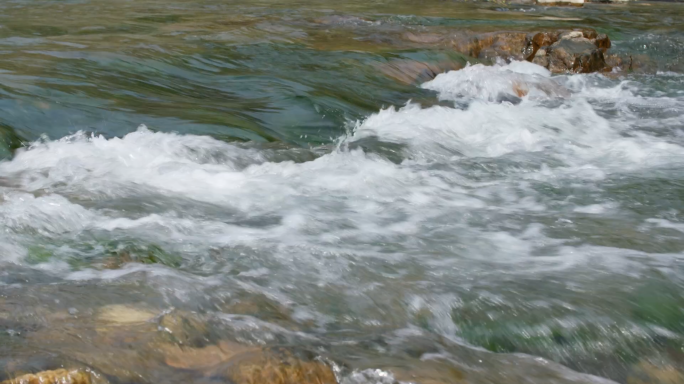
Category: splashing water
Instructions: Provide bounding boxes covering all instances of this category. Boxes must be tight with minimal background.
[1,0,684,382]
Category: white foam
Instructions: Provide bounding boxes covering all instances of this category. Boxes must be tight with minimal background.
[0,60,681,313]
[422,61,561,102]
[573,203,615,214]
[0,192,94,235]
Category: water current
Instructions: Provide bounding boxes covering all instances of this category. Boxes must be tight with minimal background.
[0,1,684,383]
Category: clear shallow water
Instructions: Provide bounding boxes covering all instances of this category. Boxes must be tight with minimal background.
[1,1,684,383]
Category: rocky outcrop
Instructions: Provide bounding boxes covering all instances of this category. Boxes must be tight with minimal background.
[526,30,613,74]
[403,29,615,74]
[399,28,621,75]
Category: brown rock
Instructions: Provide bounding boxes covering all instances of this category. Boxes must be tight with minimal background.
[627,361,684,384]
[449,32,528,62]
[161,341,255,370]
[479,32,528,61]
[396,27,624,75]
[1,369,107,384]
[595,33,611,49]
[533,32,557,48]
[390,361,467,384]
[450,33,492,58]
[573,48,611,73]
[525,32,558,61]
[157,309,211,346]
[222,294,294,324]
[543,32,611,73]
[547,45,576,73]
[582,29,598,39]
[605,53,657,73]
[532,48,550,68]
[95,305,157,334]
[209,347,337,384]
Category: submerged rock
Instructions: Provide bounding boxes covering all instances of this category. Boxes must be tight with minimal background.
[449,31,529,62]
[96,304,158,327]
[100,243,182,270]
[386,361,466,384]
[536,0,585,6]
[0,369,107,384]
[628,361,684,384]
[218,293,305,331]
[207,347,337,384]
[379,59,464,85]
[160,341,255,370]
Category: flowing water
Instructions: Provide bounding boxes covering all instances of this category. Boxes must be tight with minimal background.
[1,0,684,383]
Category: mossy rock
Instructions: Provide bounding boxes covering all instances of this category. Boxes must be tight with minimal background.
[25,246,53,265]
[102,242,182,269]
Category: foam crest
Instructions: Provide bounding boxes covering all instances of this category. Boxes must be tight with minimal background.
[350,62,684,173]
[422,61,565,102]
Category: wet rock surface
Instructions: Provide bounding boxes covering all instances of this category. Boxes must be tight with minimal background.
[523,30,614,74]
[0,295,635,384]
[0,369,103,384]
[379,59,465,85]
[397,28,620,75]
[627,361,684,384]
[207,347,337,384]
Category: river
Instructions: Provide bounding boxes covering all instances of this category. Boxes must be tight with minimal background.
[0,1,683,383]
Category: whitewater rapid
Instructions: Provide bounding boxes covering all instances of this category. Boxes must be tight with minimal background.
[1,61,683,382]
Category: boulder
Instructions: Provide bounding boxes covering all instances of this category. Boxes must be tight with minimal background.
[573,48,609,73]
[446,29,613,74]
[528,30,613,73]
[595,33,611,49]
[392,28,618,75]
[532,48,550,68]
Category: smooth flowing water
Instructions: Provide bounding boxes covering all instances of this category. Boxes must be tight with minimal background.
[1,1,684,383]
